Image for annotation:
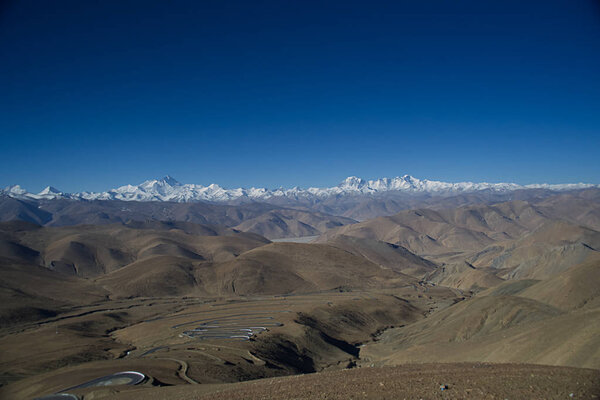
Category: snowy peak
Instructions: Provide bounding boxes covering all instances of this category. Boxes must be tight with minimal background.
[146,175,181,187]
[3,175,599,203]
[161,175,181,186]
[3,185,28,196]
[33,186,65,200]
[339,176,366,190]
[39,186,62,195]
[2,184,66,200]
[139,176,180,190]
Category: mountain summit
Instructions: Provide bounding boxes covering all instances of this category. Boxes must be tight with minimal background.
[158,175,181,186]
[39,186,62,195]
[2,175,598,203]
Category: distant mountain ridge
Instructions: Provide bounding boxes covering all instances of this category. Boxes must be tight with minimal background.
[3,175,598,203]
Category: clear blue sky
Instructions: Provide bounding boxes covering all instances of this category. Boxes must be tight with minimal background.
[1,0,599,193]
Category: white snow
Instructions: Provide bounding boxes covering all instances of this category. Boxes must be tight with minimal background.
[3,175,598,203]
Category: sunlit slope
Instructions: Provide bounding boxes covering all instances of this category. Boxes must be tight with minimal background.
[195,242,416,296]
[0,221,270,277]
[323,235,437,278]
[362,291,600,369]
[519,253,600,311]
[318,201,552,256]
[465,220,600,280]
[95,255,198,297]
[233,209,355,239]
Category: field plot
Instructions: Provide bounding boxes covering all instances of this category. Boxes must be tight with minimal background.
[179,313,284,340]
[1,286,458,399]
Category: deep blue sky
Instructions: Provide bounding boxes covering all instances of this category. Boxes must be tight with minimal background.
[1,0,599,193]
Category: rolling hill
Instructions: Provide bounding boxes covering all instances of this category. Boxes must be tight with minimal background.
[0,197,356,239]
[1,191,599,399]
[362,292,600,369]
[192,242,416,297]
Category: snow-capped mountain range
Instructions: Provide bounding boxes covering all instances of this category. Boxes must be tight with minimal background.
[2,175,598,203]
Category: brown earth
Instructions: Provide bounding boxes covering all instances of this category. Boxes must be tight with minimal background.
[0,288,461,399]
[60,363,600,400]
[319,198,600,293]
[232,208,355,239]
[0,196,357,239]
[1,194,599,400]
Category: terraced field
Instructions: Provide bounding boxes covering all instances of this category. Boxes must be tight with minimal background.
[2,285,459,399]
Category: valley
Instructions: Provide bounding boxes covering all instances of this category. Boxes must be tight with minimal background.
[0,188,598,399]
[4,0,599,397]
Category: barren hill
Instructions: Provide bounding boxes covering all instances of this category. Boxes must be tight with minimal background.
[464,220,600,280]
[0,221,419,303]
[193,242,415,296]
[362,292,600,369]
[324,235,437,278]
[318,201,552,256]
[233,209,354,239]
[1,193,599,399]
[0,197,356,239]
[320,197,600,292]
[0,221,269,278]
[519,253,600,311]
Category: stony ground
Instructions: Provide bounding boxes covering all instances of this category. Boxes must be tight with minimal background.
[102,363,600,400]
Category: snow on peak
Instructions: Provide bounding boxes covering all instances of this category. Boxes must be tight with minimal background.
[160,175,181,186]
[4,185,28,195]
[140,175,181,188]
[37,186,66,199]
[3,175,599,203]
[39,186,62,195]
[1,184,67,200]
[339,176,366,189]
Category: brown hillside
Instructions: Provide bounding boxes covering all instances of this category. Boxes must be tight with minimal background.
[318,202,551,256]
[95,256,198,298]
[233,209,355,239]
[0,258,109,327]
[426,261,504,291]
[519,253,600,310]
[362,294,600,369]
[324,235,437,278]
[466,220,600,280]
[195,242,415,296]
[0,222,270,278]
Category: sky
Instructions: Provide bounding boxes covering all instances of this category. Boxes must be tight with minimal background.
[1,0,599,193]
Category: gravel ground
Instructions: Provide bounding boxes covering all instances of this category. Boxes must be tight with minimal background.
[196,363,600,400]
